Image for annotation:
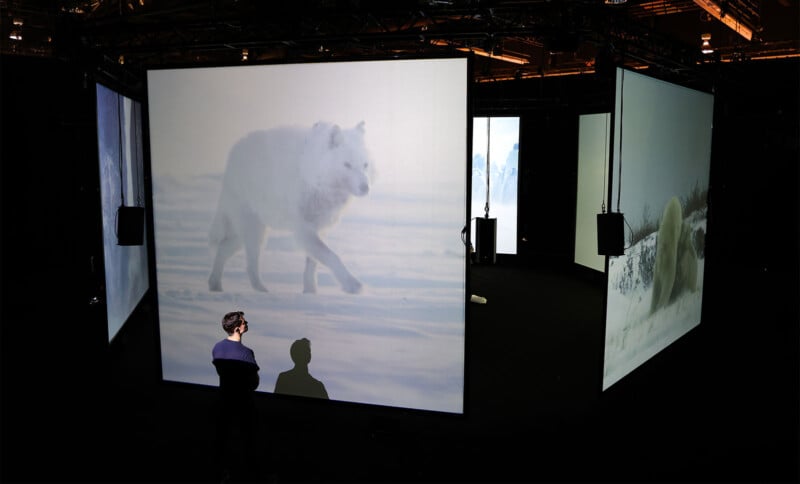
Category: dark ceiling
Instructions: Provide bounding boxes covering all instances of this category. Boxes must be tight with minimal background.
[2,0,798,84]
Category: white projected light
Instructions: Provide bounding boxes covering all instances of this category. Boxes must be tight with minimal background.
[471,116,519,255]
[602,68,713,390]
[96,83,150,343]
[575,112,611,273]
[147,58,469,414]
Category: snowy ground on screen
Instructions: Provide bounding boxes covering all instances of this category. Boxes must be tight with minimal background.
[603,208,707,390]
[153,173,467,414]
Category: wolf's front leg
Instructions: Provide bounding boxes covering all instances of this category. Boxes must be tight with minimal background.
[297,227,362,294]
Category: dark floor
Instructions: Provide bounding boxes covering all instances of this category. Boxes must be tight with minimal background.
[2,259,798,483]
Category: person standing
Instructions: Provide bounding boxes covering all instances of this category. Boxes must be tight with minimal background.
[212,310,260,482]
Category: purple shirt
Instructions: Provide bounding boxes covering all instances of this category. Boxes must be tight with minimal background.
[212,339,259,369]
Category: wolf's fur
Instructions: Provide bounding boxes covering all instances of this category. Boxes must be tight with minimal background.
[208,121,373,294]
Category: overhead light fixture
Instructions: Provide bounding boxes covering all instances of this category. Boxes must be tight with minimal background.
[604,0,628,4]
[9,31,22,41]
[693,0,753,41]
[430,39,528,65]
[701,33,713,54]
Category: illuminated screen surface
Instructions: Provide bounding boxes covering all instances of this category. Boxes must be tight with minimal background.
[471,117,519,254]
[147,58,469,413]
[603,68,713,390]
[574,113,611,273]
[96,83,150,343]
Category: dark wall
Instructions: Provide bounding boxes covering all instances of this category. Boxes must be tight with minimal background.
[2,55,797,482]
[701,61,799,473]
[705,60,800,300]
[475,61,799,296]
[1,55,110,479]
[473,74,615,266]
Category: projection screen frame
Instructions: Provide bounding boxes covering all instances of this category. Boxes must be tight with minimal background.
[144,53,475,416]
[600,66,714,392]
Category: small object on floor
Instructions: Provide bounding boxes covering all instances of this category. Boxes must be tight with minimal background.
[470,294,487,304]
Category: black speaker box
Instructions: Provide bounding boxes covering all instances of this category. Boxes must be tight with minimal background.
[117,206,145,246]
[475,217,497,264]
[597,212,624,256]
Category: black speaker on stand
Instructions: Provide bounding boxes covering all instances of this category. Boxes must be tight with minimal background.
[475,217,497,264]
[117,206,145,246]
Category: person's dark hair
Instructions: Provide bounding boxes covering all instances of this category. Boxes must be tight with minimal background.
[289,338,312,364]
[222,311,245,335]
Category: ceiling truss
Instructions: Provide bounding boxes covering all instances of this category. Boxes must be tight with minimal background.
[1,0,797,86]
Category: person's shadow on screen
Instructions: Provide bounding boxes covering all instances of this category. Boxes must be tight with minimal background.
[274,338,329,399]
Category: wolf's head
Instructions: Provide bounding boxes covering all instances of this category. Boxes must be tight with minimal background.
[313,121,374,197]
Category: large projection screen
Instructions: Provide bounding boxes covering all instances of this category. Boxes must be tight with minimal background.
[147,58,469,414]
[603,68,713,390]
[96,83,150,343]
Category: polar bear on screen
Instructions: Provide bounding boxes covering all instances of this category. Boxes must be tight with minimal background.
[650,196,698,313]
[208,121,373,294]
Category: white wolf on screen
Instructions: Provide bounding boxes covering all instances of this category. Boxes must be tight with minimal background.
[208,121,373,294]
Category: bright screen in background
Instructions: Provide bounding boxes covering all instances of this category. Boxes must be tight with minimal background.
[574,113,611,273]
[96,83,150,343]
[603,68,713,390]
[471,117,519,254]
[147,58,468,414]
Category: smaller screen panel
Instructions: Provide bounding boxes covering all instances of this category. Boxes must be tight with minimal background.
[575,113,611,272]
[471,117,519,255]
[96,83,150,343]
